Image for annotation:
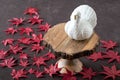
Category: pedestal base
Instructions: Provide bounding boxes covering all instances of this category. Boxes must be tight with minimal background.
[56,58,83,74]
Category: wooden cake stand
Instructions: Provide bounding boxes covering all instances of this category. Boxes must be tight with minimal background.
[43,23,99,74]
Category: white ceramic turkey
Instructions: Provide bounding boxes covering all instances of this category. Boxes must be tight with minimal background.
[65,5,97,40]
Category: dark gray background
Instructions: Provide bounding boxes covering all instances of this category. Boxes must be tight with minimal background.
[0,0,120,80]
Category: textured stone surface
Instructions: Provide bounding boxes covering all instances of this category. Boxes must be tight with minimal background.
[0,0,120,80]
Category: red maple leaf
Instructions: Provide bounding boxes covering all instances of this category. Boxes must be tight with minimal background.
[61,69,76,80]
[8,18,24,26]
[11,69,27,80]
[44,51,56,60]
[5,27,17,35]
[31,33,43,44]
[33,56,47,67]
[101,65,120,80]
[24,7,38,15]
[87,52,103,62]
[31,44,44,53]
[44,64,60,77]
[34,70,43,78]
[28,15,43,25]
[19,59,29,67]
[100,40,117,50]
[9,45,23,54]
[18,27,33,36]
[80,67,96,80]
[18,37,31,45]
[0,57,16,68]
[2,38,14,46]
[28,68,36,74]
[103,50,120,63]
[0,50,8,59]
[19,52,29,59]
[38,23,51,32]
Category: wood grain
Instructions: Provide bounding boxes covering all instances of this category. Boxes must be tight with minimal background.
[44,23,99,56]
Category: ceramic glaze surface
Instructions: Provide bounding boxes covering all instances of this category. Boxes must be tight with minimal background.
[65,5,97,40]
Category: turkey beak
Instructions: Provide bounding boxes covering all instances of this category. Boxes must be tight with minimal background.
[74,15,79,20]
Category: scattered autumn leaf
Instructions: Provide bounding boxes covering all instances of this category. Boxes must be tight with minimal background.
[44,64,60,77]
[18,27,33,36]
[28,15,43,25]
[9,45,23,54]
[18,37,31,45]
[87,52,103,62]
[103,50,120,63]
[44,51,56,60]
[19,52,29,59]
[100,40,117,50]
[0,50,8,59]
[8,18,24,26]
[24,7,38,15]
[5,27,17,35]
[31,44,44,53]
[11,69,27,80]
[34,70,43,78]
[61,69,76,80]
[31,33,43,44]
[80,67,96,80]
[0,57,16,68]
[33,56,48,67]
[28,68,36,74]
[19,59,29,67]
[38,23,50,32]
[2,38,14,46]
[101,65,120,80]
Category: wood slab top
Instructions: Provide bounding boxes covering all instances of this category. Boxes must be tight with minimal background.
[43,23,99,55]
